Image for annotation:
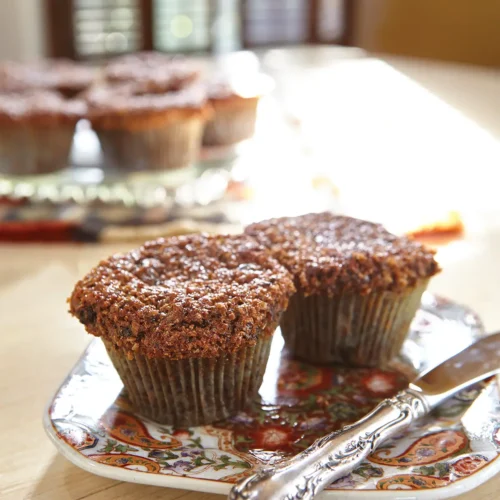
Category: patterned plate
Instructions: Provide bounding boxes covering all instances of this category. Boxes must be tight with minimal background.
[44,293,500,498]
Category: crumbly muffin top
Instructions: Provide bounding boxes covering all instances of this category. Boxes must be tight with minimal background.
[105,51,200,90]
[37,59,98,89]
[0,62,38,91]
[0,90,86,123]
[245,213,440,296]
[85,81,207,116]
[0,59,97,92]
[69,234,295,359]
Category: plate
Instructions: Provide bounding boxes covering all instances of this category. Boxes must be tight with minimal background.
[44,293,500,498]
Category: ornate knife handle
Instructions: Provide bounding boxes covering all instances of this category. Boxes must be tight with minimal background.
[229,389,428,500]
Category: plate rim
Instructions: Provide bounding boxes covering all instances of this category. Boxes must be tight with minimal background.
[42,412,500,500]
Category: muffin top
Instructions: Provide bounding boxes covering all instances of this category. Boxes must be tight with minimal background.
[85,81,209,128]
[86,81,206,112]
[0,62,37,91]
[245,213,440,296]
[69,233,295,359]
[0,59,97,93]
[0,90,86,124]
[105,51,200,90]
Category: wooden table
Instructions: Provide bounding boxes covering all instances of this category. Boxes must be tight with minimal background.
[1,48,500,499]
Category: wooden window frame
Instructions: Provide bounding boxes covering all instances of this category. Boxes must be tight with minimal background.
[44,0,355,60]
[44,0,154,60]
[45,0,77,59]
[240,0,354,48]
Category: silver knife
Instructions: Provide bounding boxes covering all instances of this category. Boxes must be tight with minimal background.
[461,375,500,452]
[229,331,500,500]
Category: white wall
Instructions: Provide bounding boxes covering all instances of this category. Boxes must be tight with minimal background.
[0,0,47,61]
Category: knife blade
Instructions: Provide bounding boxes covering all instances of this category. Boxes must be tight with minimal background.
[461,376,500,453]
[229,332,500,500]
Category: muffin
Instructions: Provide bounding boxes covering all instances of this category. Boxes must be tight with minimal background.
[0,59,97,98]
[36,59,99,98]
[245,213,440,367]
[85,81,210,172]
[0,90,86,175]
[105,51,200,90]
[69,233,295,426]
[0,62,29,92]
[202,74,264,146]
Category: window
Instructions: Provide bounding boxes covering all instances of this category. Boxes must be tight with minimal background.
[73,0,143,56]
[154,0,213,52]
[45,0,352,59]
[243,0,310,46]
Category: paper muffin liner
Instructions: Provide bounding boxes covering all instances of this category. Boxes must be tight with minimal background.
[0,124,76,175]
[202,99,258,146]
[96,117,204,172]
[104,334,272,427]
[280,280,429,367]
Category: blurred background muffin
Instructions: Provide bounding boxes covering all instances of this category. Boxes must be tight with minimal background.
[202,72,272,147]
[0,59,97,97]
[0,0,494,245]
[105,51,200,90]
[85,80,210,172]
[0,90,86,175]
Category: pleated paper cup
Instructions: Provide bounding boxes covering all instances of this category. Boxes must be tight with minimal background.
[96,116,204,172]
[202,98,258,146]
[280,280,429,367]
[0,124,76,175]
[104,334,272,427]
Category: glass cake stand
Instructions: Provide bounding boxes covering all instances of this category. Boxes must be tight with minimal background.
[0,120,248,209]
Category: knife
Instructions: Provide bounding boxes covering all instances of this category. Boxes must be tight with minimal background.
[461,375,500,452]
[229,332,500,500]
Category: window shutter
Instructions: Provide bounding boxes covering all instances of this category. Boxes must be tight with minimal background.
[73,0,143,57]
[46,0,350,59]
[153,0,216,53]
[243,0,310,46]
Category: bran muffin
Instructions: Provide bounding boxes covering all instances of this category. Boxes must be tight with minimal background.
[245,213,440,367]
[0,59,97,98]
[105,51,200,90]
[69,233,295,426]
[0,62,32,92]
[85,81,210,172]
[202,74,266,146]
[36,59,99,98]
[0,90,86,175]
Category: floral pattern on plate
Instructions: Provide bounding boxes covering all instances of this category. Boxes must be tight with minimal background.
[45,293,500,497]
